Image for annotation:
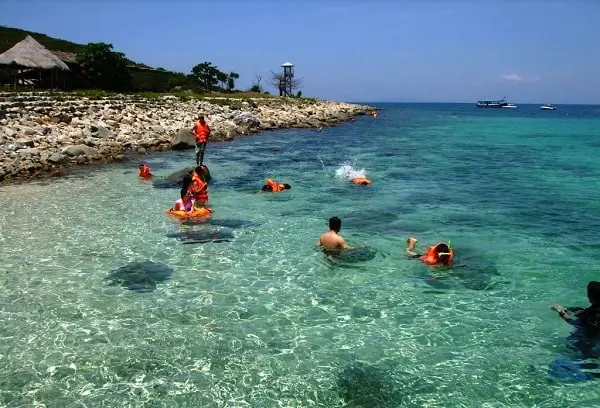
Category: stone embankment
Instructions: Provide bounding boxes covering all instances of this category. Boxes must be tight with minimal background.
[0,92,372,184]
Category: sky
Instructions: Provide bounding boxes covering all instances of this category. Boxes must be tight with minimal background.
[1,0,599,104]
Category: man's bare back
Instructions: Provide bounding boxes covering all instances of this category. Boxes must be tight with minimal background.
[318,230,350,252]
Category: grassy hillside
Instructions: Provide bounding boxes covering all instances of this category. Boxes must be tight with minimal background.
[0,26,85,54]
[0,26,149,68]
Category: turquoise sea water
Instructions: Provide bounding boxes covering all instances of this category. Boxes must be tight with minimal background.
[1,103,600,407]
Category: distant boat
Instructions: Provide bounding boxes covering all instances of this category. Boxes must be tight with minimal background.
[502,103,518,109]
[540,104,557,110]
[476,98,509,108]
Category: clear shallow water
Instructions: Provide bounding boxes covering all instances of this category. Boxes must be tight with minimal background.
[1,103,600,407]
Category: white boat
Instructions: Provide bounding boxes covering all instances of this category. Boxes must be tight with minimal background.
[502,103,518,109]
[540,104,557,110]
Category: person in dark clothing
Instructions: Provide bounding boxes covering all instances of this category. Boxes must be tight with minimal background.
[549,281,600,381]
[552,281,600,333]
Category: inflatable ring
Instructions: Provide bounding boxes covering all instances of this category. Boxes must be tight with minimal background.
[165,207,212,219]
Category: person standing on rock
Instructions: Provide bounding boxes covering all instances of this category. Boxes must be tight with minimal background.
[192,115,211,166]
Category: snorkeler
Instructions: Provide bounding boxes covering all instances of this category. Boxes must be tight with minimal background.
[405,236,454,266]
[261,179,291,192]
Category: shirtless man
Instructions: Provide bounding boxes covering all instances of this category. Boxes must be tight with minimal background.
[317,216,350,253]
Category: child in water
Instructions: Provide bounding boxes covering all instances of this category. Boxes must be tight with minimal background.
[171,189,194,212]
[405,236,454,266]
[138,163,153,178]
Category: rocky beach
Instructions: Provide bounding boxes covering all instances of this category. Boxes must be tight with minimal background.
[0,92,372,184]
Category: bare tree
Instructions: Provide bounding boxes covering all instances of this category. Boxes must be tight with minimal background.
[270,70,303,96]
[255,73,262,89]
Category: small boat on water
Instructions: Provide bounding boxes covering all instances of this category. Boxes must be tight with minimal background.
[476,98,509,108]
[502,103,518,109]
[540,104,557,111]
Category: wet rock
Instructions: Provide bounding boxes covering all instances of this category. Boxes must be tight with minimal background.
[48,151,68,164]
[171,128,195,150]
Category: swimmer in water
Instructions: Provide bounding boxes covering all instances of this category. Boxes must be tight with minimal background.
[552,281,600,331]
[405,236,454,266]
[317,216,351,253]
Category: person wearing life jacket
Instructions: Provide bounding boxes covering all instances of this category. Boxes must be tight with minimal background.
[261,178,291,192]
[405,236,454,266]
[351,177,372,186]
[171,189,195,213]
[138,163,153,178]
[192,115,211,166]
[188,166,209,206]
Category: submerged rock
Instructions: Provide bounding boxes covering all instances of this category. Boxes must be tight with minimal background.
[337,362,399,407]
[166,228,234,244]
[106,261,173,292]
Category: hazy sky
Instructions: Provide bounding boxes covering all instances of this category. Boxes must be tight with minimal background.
[1,0,599,103]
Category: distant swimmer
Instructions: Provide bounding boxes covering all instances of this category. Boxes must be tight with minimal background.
[192,115,211,166]
[138,163,153,178]
[261,178,291,192]
[317,216,351,253]
[351,177,372,186]
[405,236,454,266]
[552,281,600,332]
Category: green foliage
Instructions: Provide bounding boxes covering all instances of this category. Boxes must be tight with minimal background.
[227,72,239,91]
[190,61,223,91]
[76,43,132,91]
[0,25,84,53]
[296,91,302,98]
[249,84,261,93]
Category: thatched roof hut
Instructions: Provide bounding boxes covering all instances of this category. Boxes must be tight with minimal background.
[0,35,69,70]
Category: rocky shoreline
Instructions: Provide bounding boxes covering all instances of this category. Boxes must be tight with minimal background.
[0,92,373,184]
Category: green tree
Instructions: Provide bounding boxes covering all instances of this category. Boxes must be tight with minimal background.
[216,71,228,89]
[190,61,222,91]
[76,42,132,91]
[227,72,240,91]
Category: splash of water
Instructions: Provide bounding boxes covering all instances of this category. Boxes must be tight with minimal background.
[335,162,366,180]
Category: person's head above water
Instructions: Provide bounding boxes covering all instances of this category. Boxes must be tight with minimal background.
[329,216,342,233]
[434,242,452,265]
[194,166,205,176]
[282,183,291,190]
[588,281,600,305]
[198,115,205,123]
[138,163,145,169]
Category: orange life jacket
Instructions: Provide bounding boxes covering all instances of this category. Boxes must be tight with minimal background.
[266,178,286,192]
[193,121,210,143]
[351,177,371,185]
[189,173,208,203]
[139,165,152,178]
[421,243,454,266]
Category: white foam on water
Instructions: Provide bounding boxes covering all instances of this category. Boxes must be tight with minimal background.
[334,162,366,180]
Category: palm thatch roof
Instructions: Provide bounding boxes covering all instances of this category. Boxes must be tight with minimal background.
[0,35,70,70]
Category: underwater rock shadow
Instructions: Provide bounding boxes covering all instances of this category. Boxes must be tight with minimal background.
[337,362,403,407]
[166,227,235,244]
[106,261,173,292]
[423,248,505,291]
